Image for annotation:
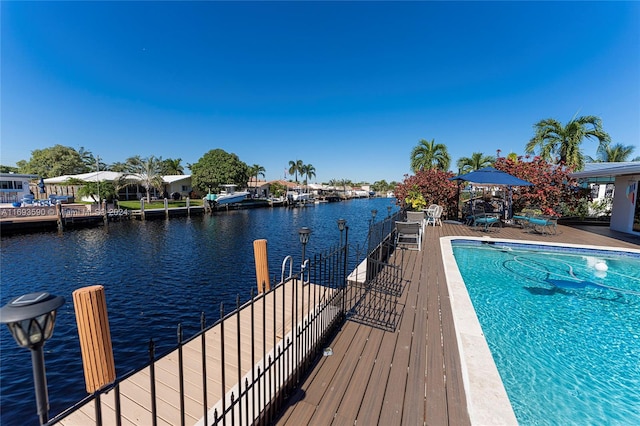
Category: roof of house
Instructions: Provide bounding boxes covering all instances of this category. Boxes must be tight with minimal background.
[44,171,123,183]
[0,173,39,180]
[44,172,191,184]
[162,175,191,184]
[570,162,640,180]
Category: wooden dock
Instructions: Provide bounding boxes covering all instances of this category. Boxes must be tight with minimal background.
[275,222,639,426]
[54,279,339,426]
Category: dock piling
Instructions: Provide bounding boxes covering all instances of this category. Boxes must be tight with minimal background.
[253,239,270,293]
[72,285,116,394]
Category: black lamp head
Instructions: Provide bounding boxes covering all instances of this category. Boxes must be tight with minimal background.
[0,292,65,349]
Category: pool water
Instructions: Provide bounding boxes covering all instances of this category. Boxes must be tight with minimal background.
[451,240,640,425]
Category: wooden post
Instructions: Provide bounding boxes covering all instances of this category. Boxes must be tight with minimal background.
[140,198,145,220]
[102,199,108,224]
[72,285,116,393]
[164,198,169,219]
[186,197,190,217]
[56,202,63,231]
[253,239,270,293]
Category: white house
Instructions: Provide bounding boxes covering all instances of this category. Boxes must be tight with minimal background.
[43,172,192,201]
[571,162,640,235]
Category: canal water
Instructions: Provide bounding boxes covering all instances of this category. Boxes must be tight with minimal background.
[0,198,398,425]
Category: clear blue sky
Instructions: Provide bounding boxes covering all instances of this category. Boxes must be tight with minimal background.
[2,1,639,184]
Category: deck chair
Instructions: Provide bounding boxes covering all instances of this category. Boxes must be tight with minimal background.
[425,204,442,227]
[527,215,558,235]
[432,205,443,226]
[472,212,501,232]
[466,206,484,226]
[406,211,426,231]
[395,221,422,251]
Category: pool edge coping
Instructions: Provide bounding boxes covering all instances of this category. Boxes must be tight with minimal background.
[439,235,640,426]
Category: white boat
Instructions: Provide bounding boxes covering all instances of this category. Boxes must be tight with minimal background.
[286,188,310,203]
[208,185,249,205]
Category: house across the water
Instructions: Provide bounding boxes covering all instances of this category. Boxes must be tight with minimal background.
[0,173,39,204]
[43,172,193,201]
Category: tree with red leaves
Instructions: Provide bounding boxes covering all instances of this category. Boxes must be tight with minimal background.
[494,156,590,216]
[395,156,590,219]
[394,168,458,217]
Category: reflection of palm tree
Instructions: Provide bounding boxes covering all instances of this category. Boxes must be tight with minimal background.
[525,115,611,170]
[288,159,303,183]
[125,156,164,202]
[456,152,495,173]
[410,139,451,172]
[586,143,637,163]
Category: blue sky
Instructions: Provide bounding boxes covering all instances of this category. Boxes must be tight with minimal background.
[2,1,638,184]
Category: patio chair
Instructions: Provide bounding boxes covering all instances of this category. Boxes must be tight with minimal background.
[395,221,422,251]
[472,212,501,232]
[512,208,542,232]
[406,211,426,231]
[527,215,558,235]
[465,205,484,226]
[425,204,443,227]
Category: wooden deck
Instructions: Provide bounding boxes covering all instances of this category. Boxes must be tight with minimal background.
[55,279,338,426]
[275,222,639,426]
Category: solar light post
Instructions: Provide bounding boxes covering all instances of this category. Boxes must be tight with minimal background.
[337,219,346,248]
[0,292,65,425]
[298,227,312,266]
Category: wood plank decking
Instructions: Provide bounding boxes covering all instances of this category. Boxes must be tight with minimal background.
[275,222,639,426]
[55,280,338,426]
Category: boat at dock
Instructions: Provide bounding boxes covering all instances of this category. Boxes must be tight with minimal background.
[206,184,250,206]
[286,188,311,204]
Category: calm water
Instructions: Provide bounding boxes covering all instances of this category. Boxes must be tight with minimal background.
[0,198,398,426]
[452,241,640,425]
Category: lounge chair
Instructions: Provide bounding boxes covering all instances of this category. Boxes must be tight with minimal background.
[472,212,501,232]
[527,215,558,235]
[395,221,422,251]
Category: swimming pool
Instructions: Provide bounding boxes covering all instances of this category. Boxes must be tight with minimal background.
[441,237,640,426]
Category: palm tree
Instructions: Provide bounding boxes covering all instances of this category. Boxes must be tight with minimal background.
[302,163,316,191]
[288,159,303,183]
[249,164,266,195]
[525,115,611,170]
[586,143,637,163]
[125,155,164,202]
[161,158,184,175]
[410,139,451,172]
[456,152,495,173]
[108,161,129,172]
[78,147,107,172]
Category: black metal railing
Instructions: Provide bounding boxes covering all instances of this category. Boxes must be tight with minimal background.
[47,213,401,426]
[344,210,406,332]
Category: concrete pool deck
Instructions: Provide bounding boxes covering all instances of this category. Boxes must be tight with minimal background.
[276,222,639,425]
